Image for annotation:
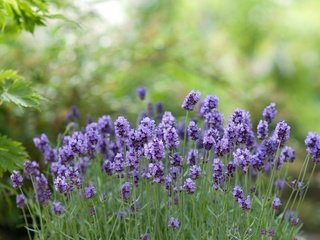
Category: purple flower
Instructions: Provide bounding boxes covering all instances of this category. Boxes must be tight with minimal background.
[23,160,40,179]
[187,121,200,141]
[203,129,219,151]
[182,90,201,111]
[33,134,50,154]
[156,102,164,118]
[189,165,201,180]
[187,149,197,166]
[136,87,147,100]
[274,179,285,191]
[239,196,251,213]
[147,102,154,118]
[54,176,68,194]
[291,217,300,226]
[121,182,132,201]
[170,152,183,167]
[233,185,244,200]
[114,116,131,142]
[66,106,80,121]
[52,201,64,215]
[183,178,196,194]
[226,161,236,178]
[114,153,125,173]
[161,112,176,128]
[215,137,230,157]
[144,138,165,162]
[212,158,224,190]
[199,95,219,116]
[35,174,51,206]
[273,121,290,146]
[263,103,277,123]
[16,194,27,209]
[149,162,165,183]
[168,217,180,230]
[233,148,251,173]
[272,197,281,210]
[83,184,97,199]
[204,109,224,130]
[305,132,320,163]
[279,146,295,163]
[97,115,113,134]
[140,233,150,240]
[257,120,268,140]
[163,126,180,150]
[10,171,23,189]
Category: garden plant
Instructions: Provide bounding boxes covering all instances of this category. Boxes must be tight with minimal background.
[10,89,320,239]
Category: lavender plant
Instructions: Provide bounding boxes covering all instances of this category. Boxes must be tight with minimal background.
[10,90,319,239]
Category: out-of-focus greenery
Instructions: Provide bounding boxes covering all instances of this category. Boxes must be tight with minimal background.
[0,0,320,235]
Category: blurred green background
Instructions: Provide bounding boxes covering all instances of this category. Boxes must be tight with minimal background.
[0,0,320,238]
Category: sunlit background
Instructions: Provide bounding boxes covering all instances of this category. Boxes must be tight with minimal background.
[0,0,320,238]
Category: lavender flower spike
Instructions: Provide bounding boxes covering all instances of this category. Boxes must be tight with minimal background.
[52,201,64,215]
[263,103,277,123]
[182,90,201,111]
[10,171,23,189]
[168,217,180,230]
[305,132,320,163]
[136,87,147,100]
[272,197,282,210]
[83,184,97,199]
[16,194,27,209]
[183,178,196,194]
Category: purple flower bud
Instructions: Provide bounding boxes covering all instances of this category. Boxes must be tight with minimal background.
[182,90,201,111]
[168,217,180,230]
[199,95,219,116]
[170,152,183,167]
[149,162,165,183]
[163,126,180,150]
[136,87,147,100]
[54,176,68,194]
[279,146,295,163]
[114,116,131,142]
[114,153,125,173]
[233,148,251,173]
[305,132,320,163]
[156,102,164,119]
[263,103,277,123]
[16,194,27,209]
[274,179,285,191]
[233,185,244,200]
[140,233,150,240]
[97,115,113,134]
[121,182,132,201]
[187,149,197,166]
[187,121,200,141]
[273,121,290,146]
[144,138,165,162]
[83,184,97,199]
[52,201,64,215]
[23,160,40,179]
[147,102,154,118]
[239,196,251,213]
[183,178,196,194]
[35,174,51,206]
[291,217,300,226]
[272,197,281,210]
[66,106,80,121]
[10,171,23,189]
[257,120,268,140]
[189,165,201,180]
[212,158,224,190]
[204,109,224,130]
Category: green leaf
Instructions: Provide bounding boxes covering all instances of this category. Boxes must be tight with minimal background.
[0,70,43,109]
[0,135,28,177]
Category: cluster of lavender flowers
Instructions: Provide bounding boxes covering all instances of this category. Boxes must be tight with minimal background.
[10,88,319,239]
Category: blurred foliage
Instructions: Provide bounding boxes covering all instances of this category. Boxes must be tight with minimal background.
[0,0,320,235]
